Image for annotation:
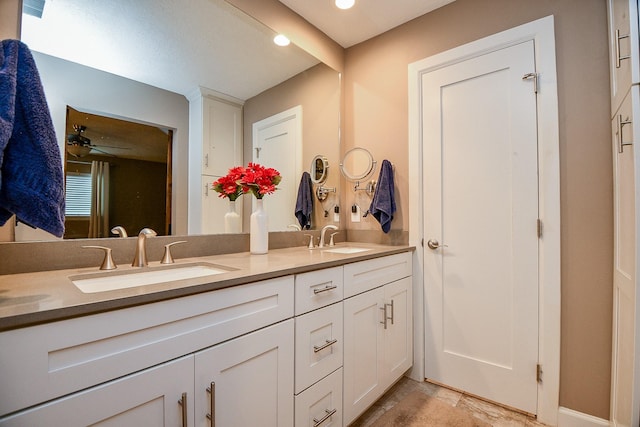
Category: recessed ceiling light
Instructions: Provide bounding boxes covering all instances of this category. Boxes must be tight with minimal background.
[273,34,290,47]
[335,0,355,10]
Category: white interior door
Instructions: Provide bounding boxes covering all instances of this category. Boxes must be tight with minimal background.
[422,40,539,413]
[252,106,302,231]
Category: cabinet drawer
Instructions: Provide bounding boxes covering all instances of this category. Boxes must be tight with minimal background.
[0,276,293,416]
[344,252,412,298]
[295,302,343,394]
[295,368,343,427]
[295,266,343,315]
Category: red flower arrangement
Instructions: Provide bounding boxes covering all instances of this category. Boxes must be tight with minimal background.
[213,163,282,200]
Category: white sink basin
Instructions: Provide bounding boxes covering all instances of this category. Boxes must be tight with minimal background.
[71,263,234,294]
[323,246,371,254]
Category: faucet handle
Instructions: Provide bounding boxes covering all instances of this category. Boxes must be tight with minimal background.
[329,232,339,247]
[82,245,117,270]
[304,234,315,249]
[161,240,187,264]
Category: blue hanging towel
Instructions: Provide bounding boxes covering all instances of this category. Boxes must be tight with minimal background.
[369,159,396,233]
[0,40,65,237]
[295,171,313,230]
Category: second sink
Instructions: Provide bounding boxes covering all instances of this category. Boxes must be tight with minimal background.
[322,246,371,254]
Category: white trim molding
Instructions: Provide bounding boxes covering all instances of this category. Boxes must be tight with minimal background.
[408,15,561,426]
[558,407,610,427]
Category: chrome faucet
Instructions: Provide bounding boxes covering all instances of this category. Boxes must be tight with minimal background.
[110,225,128,238]
[132,228,157,267]
[319,224,338,248]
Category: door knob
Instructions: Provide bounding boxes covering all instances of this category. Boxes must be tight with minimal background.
[427,239,447,250]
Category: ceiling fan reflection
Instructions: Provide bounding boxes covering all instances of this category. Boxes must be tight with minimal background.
[66,124,131,158]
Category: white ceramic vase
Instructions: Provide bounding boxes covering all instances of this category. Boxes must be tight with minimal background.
[224,200,242,233]
[250,198,268,254]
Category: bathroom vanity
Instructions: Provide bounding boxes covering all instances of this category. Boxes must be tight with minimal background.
[0,244,413,426]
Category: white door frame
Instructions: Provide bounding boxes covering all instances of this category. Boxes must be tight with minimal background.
[408,15,560,425]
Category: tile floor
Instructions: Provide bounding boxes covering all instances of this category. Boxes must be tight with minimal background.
[350,377,550,427]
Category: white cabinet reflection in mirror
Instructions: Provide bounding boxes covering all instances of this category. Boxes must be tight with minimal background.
[194,92,244,234]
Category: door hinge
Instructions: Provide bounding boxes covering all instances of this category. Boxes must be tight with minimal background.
[536,364,543,383]
[522,72,539,93]
[537,219,543,238]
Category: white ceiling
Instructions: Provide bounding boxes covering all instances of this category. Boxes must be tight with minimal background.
[20,0,455,100]
[278,0,456,48]
[21,0,319,100]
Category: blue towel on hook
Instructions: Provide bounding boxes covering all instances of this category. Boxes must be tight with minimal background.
[369,159,395,233]
[295,171,313,230]
[0,40,65,237]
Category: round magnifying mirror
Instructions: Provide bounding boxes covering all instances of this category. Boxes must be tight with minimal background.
[310,155,329,185]
[340,147,376,181]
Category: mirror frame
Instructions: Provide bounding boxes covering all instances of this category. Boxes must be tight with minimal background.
[310,155,329,185]
[340,147,376,181]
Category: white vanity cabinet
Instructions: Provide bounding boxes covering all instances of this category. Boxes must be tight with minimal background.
[0,249,413,427]
[342,253,413,425]
[0,276,293,424]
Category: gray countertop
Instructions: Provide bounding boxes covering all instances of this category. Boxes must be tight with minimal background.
[0,243,413,331]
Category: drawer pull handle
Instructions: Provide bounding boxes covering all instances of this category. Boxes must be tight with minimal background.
[178,392,188,427]
[386,300,395,325]
[616,29,631,68]
[380,305,388,329]
[617,114,633,153]
[314,284,338,294]
[206,382,215,426]
[313,338,338,353]
[313,408,337,427]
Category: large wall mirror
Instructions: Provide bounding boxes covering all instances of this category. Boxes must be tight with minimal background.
[14,0,341,241]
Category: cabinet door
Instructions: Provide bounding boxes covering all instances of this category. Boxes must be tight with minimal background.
[383,277,413,389]
[343,287,385,426]
[194,320,294,427]
[202,97,242,176]
[0,355,194,427]
[611,86,640,427]
[608,0,640,112]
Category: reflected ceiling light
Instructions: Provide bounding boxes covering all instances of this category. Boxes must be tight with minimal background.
[273,34,290,46]
[335,0,355,10]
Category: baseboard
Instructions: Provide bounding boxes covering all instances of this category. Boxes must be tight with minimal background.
[558,407,609,427]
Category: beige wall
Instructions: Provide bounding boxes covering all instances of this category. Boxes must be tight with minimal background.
[344,0,613,419]
[243,63,341,230]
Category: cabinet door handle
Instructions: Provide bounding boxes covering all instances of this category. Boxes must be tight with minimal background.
[204,153,209,168]
[380,305,388,329]
[313,408,337,427]
[178,392,188,427]
[204,183,209,196]
[616,29,631,68]
[313,338,338,353]
[386,300,395,325]
[206,382,216,426]
[313,284,338,294]
[617,114,633,153]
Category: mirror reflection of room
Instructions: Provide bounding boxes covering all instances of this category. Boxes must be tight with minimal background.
[63,107,172,239]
